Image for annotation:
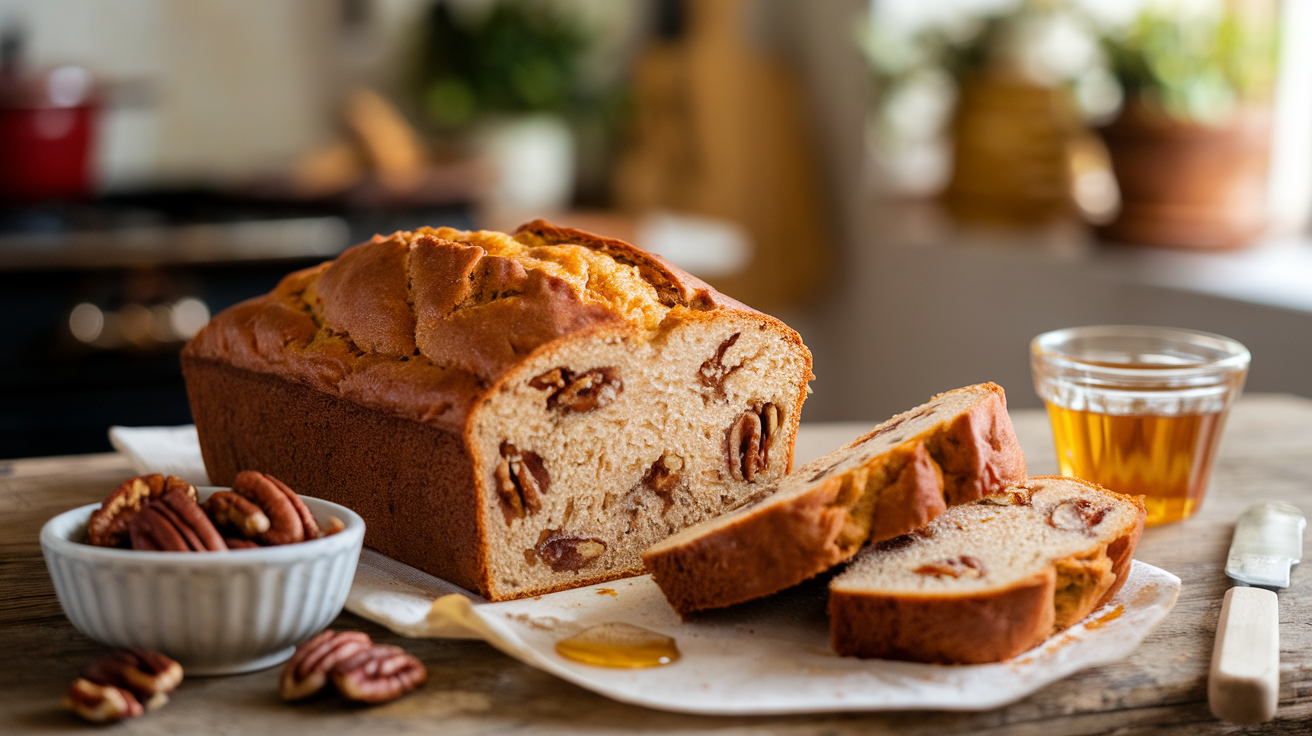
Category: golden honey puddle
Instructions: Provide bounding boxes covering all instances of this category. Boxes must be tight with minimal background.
[555,623,680,668]
[1084,604,1125,630]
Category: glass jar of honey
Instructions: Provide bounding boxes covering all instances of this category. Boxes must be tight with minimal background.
[1031,326,1249,525]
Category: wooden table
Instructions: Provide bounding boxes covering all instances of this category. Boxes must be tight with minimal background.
[4,396,1312,734]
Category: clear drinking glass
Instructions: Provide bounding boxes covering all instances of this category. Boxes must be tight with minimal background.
[1031,326,1250,526]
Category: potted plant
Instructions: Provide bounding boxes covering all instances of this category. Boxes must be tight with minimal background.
[418,0,592,215]
[1097,1,1278,249]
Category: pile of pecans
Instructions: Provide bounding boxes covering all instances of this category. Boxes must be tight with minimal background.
[84,471,345,552]
[63,649,183,723]
[281,630,427,704]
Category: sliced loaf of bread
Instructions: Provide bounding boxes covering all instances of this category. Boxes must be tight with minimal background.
[642,383,1026,616]
[829,475,1146,664]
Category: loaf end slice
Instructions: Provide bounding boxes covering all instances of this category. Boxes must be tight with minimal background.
[642,383,1025,616]
[828,475,1147,664]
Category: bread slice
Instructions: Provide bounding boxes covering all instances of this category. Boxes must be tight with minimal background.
[829,475,1147,664]
[642,383,1026,616]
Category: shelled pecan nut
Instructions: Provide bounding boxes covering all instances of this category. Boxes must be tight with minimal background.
[727,403,780,483]
[63,678,144,722]
[64,648,182,722]
[86,474,195,548]
[280,630,373,701]
[82,648,183,710]
[914,555,986,579]
[530,366,623,413]
[495,443,550,523]
[129,489,228,552]
[229,471,320,545]
[203,490,271,538]
[1048,499,1109,535]
[536,532,607,572]
[330,644,427,704]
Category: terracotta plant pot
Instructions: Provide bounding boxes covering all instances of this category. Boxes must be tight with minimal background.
[1097,104,1271,249]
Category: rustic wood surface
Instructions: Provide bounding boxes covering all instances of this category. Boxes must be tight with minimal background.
[3,395,1312,734]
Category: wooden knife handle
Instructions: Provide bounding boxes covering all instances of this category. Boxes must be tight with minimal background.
[1209,586,1279,724]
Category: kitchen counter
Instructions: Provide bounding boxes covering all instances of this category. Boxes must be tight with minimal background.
[4,396,1312,734]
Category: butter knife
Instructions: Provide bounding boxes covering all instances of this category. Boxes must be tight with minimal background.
[1208,501,1305,724]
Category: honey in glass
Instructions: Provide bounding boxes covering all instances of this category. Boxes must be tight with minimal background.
[1044,404,1227,525]
[1031,327,1249,526]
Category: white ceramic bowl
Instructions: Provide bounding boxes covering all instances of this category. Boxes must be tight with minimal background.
[40,487,364,675]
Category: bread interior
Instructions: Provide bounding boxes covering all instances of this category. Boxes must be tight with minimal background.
[471,314,808,599]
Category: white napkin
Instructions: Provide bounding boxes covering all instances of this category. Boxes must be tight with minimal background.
[109,425,211,486]
[108,424,1182,714]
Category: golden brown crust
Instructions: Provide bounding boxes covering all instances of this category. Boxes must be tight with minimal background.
[644,476,848,616]
[183,356,487,592]
[830,570,1057,664]
[643,384,1025,616]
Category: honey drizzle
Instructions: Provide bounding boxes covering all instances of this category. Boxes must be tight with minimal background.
[555,623,680,668]
[1084,604,1124,630]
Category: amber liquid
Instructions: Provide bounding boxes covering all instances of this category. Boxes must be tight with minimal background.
[555,623,680,668]
[1045,403,1227,525]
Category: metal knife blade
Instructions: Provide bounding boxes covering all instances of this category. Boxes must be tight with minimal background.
[1225,501,1306,589]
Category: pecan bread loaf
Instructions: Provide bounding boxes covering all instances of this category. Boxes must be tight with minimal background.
[643,383,1025,615]
[829,476,1146,663]
[182,221,813,600]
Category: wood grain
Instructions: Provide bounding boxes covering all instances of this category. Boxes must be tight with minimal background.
[3,395,1312,734]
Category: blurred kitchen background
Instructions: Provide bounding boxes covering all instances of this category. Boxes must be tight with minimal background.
[2,0,1310,458]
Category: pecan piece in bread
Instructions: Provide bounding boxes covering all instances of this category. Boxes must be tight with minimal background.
[280,630,372,701]
[531,367,623,413]
[495,443,550,523]
[699,332,742,400]
[726,403,778,483]
[1048,498,1110,535]
[129,489,228,552]
[229,471,320,545]
[331,644,427,704]
[536,532,606,572]
[86,474,195,548]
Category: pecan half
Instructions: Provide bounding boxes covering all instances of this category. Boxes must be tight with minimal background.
[1048,499,1109,535]
[64,648,182,722]
[914,555,985,578]
[727,403,779,483]
[495,443,550,524]
[129,489,228,552]
[699,332,742,400]
[63,678,144,723]
[280,630,373,701]
[536,531,607,572]
[86,474,195,548]
[228,471,320,546]
[331,644,427,704]
[203,490,271,538]
[531,366,623,413]
[82,648,183,710]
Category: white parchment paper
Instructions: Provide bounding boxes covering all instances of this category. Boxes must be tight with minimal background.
[112,423,1182,714]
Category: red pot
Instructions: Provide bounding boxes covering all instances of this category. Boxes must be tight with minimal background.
[1097,103,1271,250]
[0,65,97,201]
